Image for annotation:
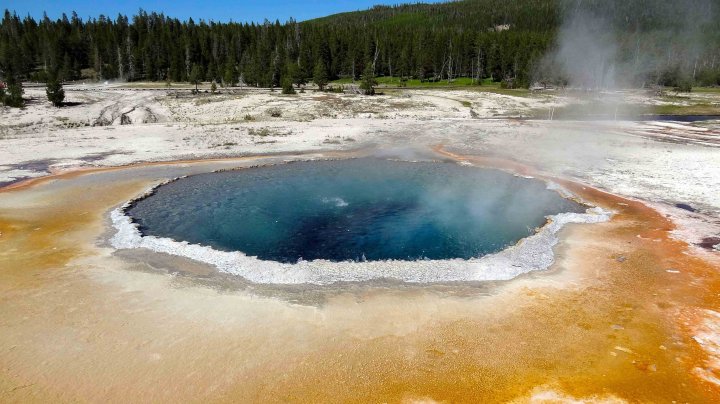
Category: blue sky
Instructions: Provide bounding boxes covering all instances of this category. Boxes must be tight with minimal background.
[1,1,446,23]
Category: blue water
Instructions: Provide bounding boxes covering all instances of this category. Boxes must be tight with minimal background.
[127,159,585,263]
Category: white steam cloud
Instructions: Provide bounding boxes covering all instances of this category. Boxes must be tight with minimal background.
[537,0,717,90]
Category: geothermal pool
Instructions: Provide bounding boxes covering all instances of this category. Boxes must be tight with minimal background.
[126,159,585,264]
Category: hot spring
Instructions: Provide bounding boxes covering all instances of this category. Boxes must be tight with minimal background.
[124,159,588,268]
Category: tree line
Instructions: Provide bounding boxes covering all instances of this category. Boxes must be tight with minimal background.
[1,0,720,103]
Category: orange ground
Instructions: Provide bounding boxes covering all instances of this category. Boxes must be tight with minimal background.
[1,150,719,402]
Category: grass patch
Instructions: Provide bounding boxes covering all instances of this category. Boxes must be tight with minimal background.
[332,76,480,87]
[121,82,194,89]
[530,100,720,119]
[690,87,720,94]
[528,102,653,119]
[651,103,720,115]
[332,76,532,97]
[475,87,532,97]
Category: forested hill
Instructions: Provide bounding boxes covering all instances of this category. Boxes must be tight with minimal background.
[1,0,719,89]
[311,1,559,31]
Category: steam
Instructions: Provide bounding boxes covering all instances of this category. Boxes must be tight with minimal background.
[537,0,717,90]
[550,10,618,90]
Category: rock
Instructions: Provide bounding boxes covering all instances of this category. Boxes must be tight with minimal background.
[697,236,720,250]
[614,346,633,354]
[675,203,696,212]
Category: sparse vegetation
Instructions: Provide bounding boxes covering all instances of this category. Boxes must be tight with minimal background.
[331,77,530,95]
[210,141,238,148]
[248,127,292,137]
[249,128,272,137]
[267,107,282,117]
[193,96,225,106]
[325,85,344,93]
[674,80,692,93]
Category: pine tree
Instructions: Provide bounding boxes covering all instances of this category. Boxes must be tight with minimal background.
[287,62,305,87]
[189,64,202,92]
[223,63,236,87]
[60,53,73,82]
[2,73,24,107]
[46,73,65,106]
[359,63,378,95]
[281,77,296,94]
[313,61,328,91]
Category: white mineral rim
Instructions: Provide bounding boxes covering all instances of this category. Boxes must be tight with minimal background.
[109,179,613,285]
